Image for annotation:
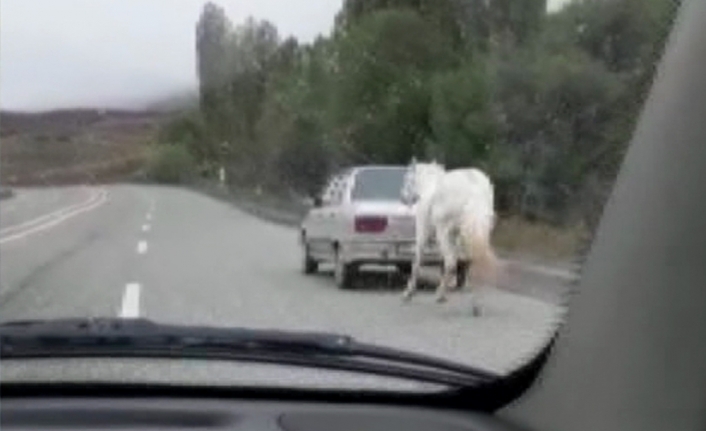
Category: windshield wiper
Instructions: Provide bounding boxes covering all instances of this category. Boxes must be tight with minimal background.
[0,318,498,388]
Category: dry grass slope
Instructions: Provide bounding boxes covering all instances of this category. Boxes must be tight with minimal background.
[493,215,587,261]
[0,109,168,186]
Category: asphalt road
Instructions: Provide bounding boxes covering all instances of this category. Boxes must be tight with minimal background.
[0,186,94,230]
[0,185,567,382]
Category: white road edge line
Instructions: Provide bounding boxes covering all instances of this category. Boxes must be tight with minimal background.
[120,283,141,318]
[142,224,151,232]
[146,213,152,221]
[137,240,148,254]
[0,190,108,245]
[502,259,579,280]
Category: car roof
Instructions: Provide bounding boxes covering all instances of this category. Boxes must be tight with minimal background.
[349,165,408,175]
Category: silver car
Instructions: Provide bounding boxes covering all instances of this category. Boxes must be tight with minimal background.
[300,165,446,289]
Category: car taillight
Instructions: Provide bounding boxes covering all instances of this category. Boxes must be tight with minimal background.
[355,215,388,233]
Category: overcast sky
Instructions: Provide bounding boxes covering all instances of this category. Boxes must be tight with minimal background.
[1,0,571,112]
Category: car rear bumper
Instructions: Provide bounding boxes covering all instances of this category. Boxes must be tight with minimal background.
[341,240,443,265]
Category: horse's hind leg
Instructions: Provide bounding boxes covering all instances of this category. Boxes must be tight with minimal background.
[454,260,469,291]
[449,229,467,291]
[434,225,456,303]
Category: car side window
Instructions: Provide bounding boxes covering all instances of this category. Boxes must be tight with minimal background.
[321,172,350,207]
[331,176,347,206]
[321,175,341,206]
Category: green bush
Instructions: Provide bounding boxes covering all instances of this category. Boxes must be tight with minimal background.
[146,144,195,184]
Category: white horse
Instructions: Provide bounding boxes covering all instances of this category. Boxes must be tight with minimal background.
[401,159,498,314]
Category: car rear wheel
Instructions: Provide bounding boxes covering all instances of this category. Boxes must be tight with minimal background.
[334,248,356,289]
[397,263,412,276]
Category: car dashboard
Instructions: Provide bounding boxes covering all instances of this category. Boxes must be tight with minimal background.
[1,395,525,431]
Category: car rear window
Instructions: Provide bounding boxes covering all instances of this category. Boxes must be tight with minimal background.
[351,168,407,201]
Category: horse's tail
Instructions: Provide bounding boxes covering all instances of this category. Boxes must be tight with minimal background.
[460,207,498,286]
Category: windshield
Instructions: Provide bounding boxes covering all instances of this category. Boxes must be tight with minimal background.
[351,167,407,201]
[0,0,680,393]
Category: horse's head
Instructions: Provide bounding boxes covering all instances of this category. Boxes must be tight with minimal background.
[415,161,445,187]
[401,159,445,205]
[401,166,418,206]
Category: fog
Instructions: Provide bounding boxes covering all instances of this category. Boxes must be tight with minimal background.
[0,0,571,111]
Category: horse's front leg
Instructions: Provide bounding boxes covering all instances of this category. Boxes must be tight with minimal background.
[402,219,429,302]
[434,225,456,304]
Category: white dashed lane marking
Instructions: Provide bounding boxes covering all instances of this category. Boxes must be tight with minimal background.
[137,240,148,254]
[119,283,141,318]
[119,200,154,318]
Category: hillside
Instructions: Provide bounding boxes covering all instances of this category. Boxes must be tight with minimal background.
[1,109,170,186]
[145,90,198,112]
